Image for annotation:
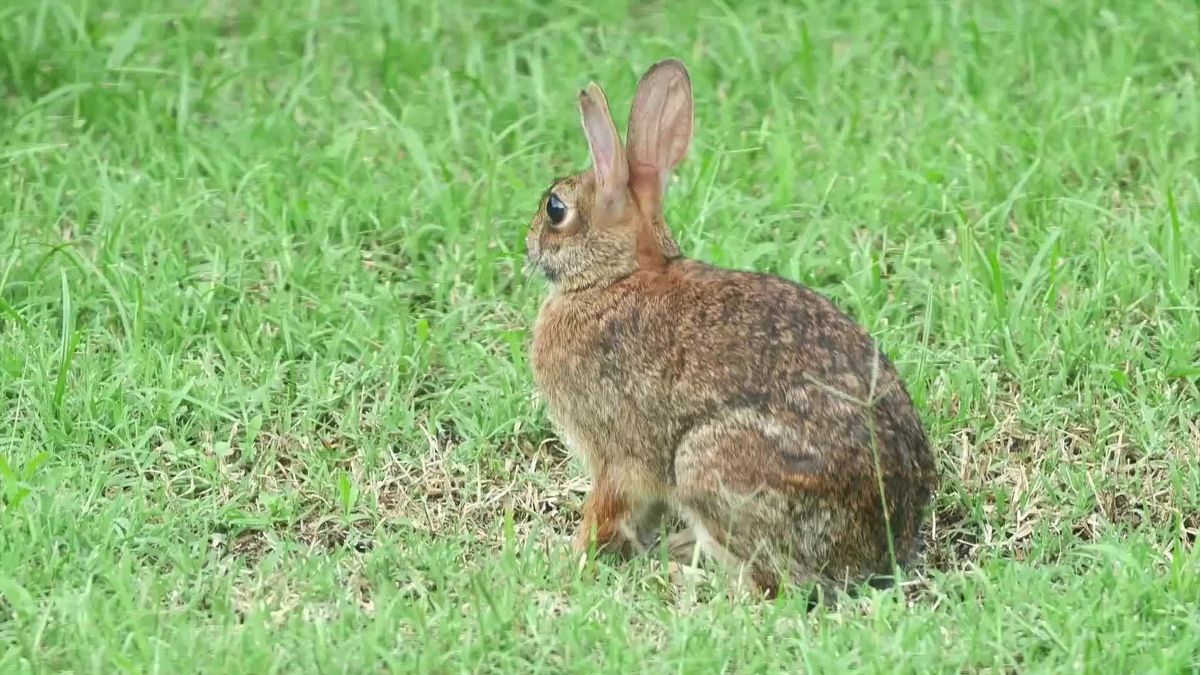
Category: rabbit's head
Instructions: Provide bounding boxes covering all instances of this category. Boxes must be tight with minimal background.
[525,60,693,291]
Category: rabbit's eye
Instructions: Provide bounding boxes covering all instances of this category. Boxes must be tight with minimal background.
[546,193,568,226]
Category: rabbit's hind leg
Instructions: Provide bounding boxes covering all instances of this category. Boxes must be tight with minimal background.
[672,420,832,601]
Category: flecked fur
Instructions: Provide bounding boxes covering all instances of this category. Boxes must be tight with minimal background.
[525,59,938,599]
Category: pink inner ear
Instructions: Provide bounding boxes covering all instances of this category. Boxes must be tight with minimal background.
[627,159,660,197]
[659,81,693,168]
[586,119,616,183]
[625,63,693,203]
[579,87,628,194]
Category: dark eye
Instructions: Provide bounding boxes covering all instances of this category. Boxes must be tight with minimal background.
[546,193,567,226]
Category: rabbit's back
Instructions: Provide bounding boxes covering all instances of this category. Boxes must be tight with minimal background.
[533,259,937,579]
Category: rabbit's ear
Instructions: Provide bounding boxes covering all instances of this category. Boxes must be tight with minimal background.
[625,59,693,213]
[578,82,628,205]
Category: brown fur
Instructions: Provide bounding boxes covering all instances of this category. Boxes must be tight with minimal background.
[525,60,938,599]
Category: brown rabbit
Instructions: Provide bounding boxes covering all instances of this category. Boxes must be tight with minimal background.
[525,59,938,599]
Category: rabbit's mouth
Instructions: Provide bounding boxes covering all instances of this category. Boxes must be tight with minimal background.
[524,238,561,282]
[524,254,559,283]
[523,245,554,282]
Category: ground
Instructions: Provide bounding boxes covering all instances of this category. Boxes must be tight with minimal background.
[1,0,1198,672]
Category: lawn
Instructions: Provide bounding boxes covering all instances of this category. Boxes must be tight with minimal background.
[1,0,1198,671]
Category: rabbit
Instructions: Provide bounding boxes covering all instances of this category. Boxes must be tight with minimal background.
[525,59,938,599]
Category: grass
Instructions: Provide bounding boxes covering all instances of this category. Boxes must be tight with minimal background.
[1,0,1198,671]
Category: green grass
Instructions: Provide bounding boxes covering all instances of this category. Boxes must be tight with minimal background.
[2,0,1199,671]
